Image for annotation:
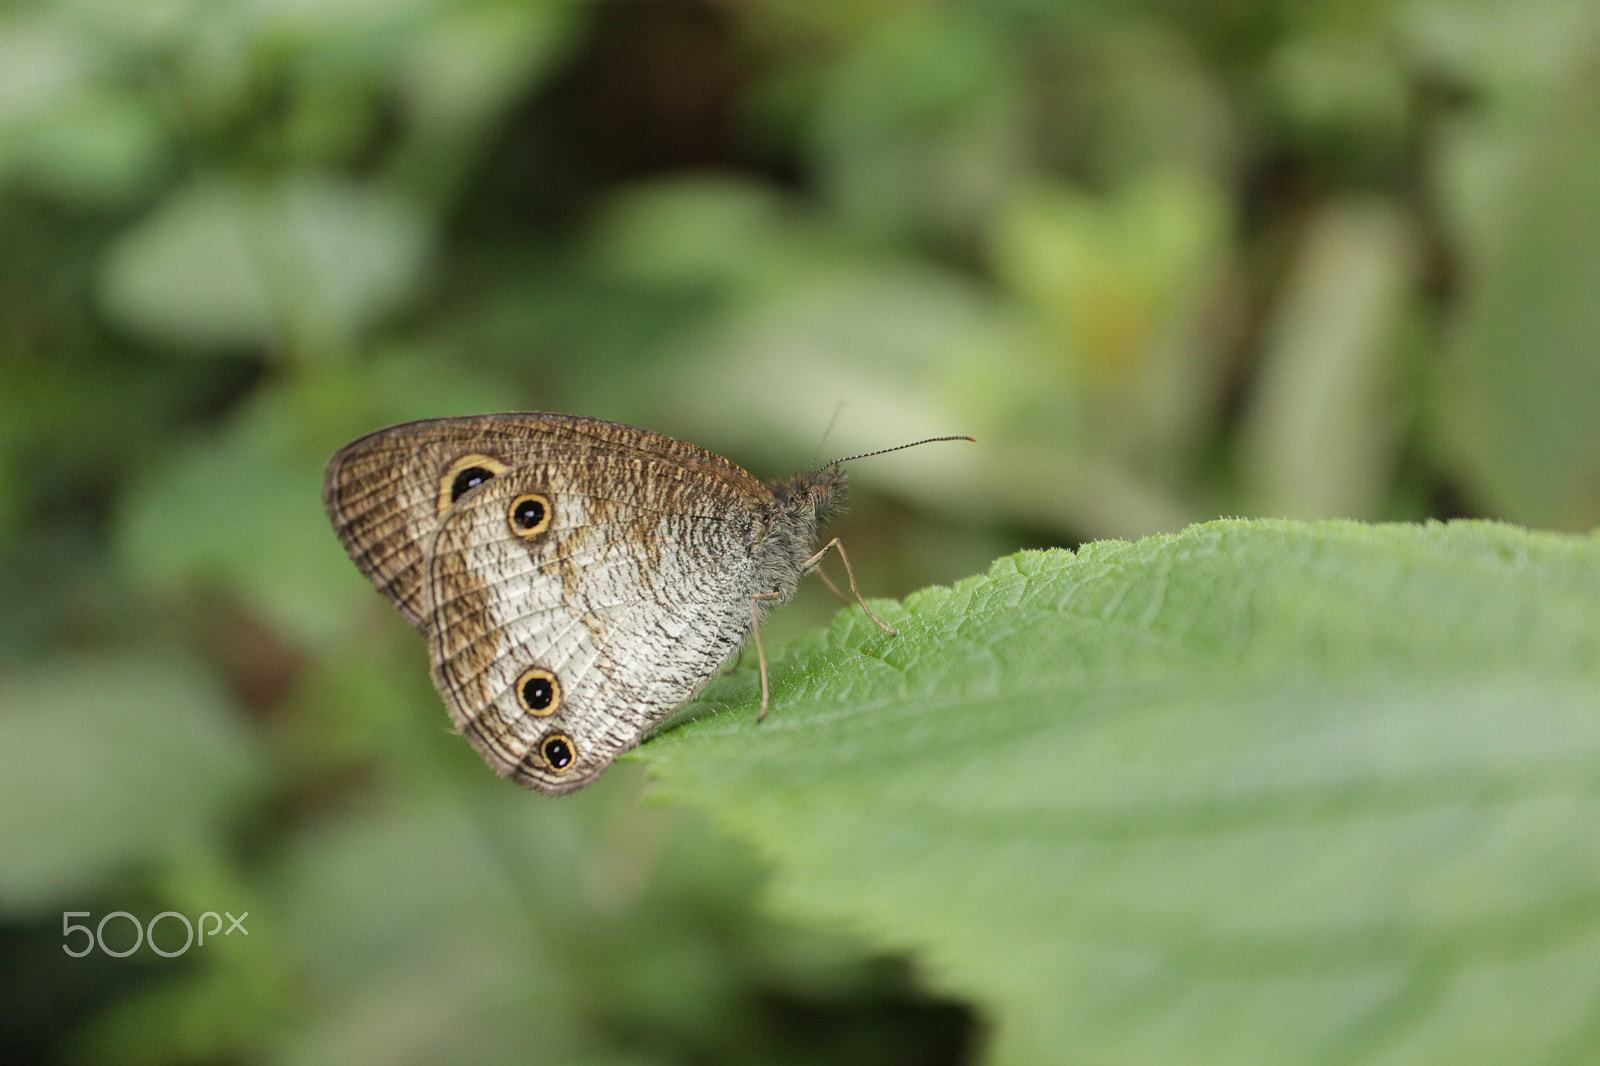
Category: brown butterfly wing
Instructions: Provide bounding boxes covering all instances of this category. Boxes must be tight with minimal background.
[323,412,769,626]
[427,456,780,792]
[324,413,779,793]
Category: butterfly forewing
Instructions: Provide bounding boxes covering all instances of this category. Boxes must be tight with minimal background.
[324,429,469,626]
[323,413,769,628]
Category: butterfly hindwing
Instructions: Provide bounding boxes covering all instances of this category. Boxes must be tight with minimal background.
[423,448,768,792]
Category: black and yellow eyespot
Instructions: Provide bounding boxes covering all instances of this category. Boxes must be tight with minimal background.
[541,733,575,772]
[438,453,510,515]
[506,492,552,537]
[515,666,561,716]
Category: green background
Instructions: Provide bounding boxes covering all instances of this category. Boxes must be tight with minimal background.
[2,0,1598,1063]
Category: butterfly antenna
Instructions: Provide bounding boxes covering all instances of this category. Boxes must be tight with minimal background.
[828,435,976,467]
[809,402,847,472]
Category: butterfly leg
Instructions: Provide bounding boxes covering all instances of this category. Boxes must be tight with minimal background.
[812,565,848,603]
[802,538,898,637]
[750,590,782,721]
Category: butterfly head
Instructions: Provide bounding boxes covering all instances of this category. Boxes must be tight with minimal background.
[774,434,977,520]
[771,465,848,521]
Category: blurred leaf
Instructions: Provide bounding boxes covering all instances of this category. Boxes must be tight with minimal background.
[0,14,168,204]
[1263,32,1408,181]
[98,174,432,356]
[591,177,1023,462]
[116,385,368,644]
[0,15,89,123]
[396,0,581,145]
[253,769,930,1066]
[1439,41,1600,530]
[1237,199,1418,519]
[637,220,1198,540]
[590,175,802,293]
[644,520,1600,1065]
[988,170,1233,495]
[810,8,1020,241]
[0,653,260,912]
[68,844,283,1066]
[240,0,443,37]
[0,89,164,207]
[990,171,1229,398]
[264,797,573,1066]
[70,961,285,1066]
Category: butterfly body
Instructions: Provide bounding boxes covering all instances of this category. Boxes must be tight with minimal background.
[323,413,842,794]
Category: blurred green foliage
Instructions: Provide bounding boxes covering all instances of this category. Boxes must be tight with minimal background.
[1,0,1597,1062]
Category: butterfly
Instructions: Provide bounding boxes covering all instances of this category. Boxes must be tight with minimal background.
[323,412,969,793]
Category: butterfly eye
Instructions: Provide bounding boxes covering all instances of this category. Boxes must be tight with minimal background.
[437,453,509,515]
[508,493,552,538]
[541,733,575,772]
[515,666,561,716]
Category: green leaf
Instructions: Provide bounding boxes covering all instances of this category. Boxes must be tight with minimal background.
[640,519,1600,1066]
